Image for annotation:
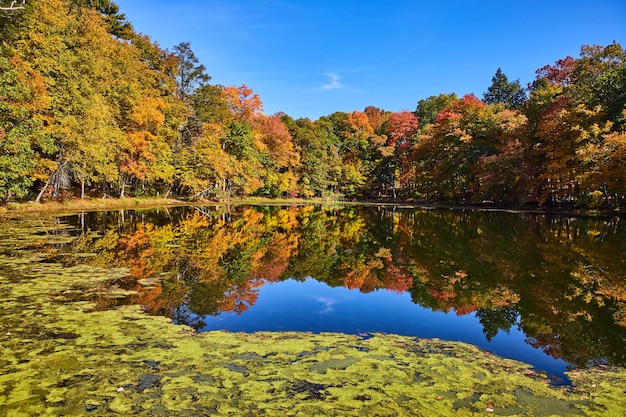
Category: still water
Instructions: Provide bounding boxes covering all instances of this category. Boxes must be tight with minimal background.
[47,204,626,383]
[196,278,570,381]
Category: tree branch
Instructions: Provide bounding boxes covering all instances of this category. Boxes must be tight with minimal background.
[0,0,25,11]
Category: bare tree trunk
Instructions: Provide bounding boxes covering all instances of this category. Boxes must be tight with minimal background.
[34,176,51,203]
[35,161,64,202]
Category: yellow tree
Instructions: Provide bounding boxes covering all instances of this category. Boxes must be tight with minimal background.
[118,96,170,197]
[10,0,79,200]
[535,98,612,204]
[9,0,182,200]
[252,114,300,196]
[474,109,531,204]
[576,129,626,208]
[177,122,238,198]
[106,31,180,197]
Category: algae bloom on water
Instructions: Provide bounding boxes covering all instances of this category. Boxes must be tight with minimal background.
[0,216,625,416]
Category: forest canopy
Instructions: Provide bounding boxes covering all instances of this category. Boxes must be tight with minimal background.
[1,0,625,210]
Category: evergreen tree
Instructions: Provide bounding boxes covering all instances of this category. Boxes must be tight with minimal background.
[483,68,526,108]
[173,42,210,146]
[173,42,210,100]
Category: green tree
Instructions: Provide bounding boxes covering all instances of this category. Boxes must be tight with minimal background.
[173,42,210,100]
[330,111,383,197]
[474,109,532,204]
[569,42,626,130]
[221,120,264,196]
[483,68,526,108]
[415,93,458,127]
[192,84,232,126]
[0,55,44,201]
[173,42,211,148]
[286,116,341,198]
[0,0,25,10]
[176,123,237,199]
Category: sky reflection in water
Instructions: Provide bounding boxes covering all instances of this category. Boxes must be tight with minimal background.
[196,277,570,381]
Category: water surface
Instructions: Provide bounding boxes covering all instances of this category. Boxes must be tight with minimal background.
[22,204,626,383]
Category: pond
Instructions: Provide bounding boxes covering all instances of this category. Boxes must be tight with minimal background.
[29,204,622,385]
[3,203,626,414]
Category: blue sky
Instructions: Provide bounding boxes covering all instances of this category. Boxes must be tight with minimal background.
[115,0,626,120]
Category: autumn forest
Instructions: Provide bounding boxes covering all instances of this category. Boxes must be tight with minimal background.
[1,0,626,209]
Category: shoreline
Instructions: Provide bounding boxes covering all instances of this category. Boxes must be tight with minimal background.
[1,196,622,218]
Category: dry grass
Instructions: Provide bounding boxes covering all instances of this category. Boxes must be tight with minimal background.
[0,196,356,218]
[0,197,188,217]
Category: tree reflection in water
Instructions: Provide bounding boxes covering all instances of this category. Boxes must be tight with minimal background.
[60,205,626,370]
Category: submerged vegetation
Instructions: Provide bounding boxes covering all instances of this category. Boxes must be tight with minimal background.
[1,208,626,415]
[1,1,625,209]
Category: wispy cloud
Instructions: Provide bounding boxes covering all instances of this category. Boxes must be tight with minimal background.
[313,296,337,314]
[316,58,408,93]
[321,73,345,91]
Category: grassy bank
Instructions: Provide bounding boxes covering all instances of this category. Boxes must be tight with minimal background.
[0,197,192,217]
[0,196,348,217]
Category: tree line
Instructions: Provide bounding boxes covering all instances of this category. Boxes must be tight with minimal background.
[1,0,625,209]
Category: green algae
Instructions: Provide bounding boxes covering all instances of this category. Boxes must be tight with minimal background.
[1,219,625,416]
